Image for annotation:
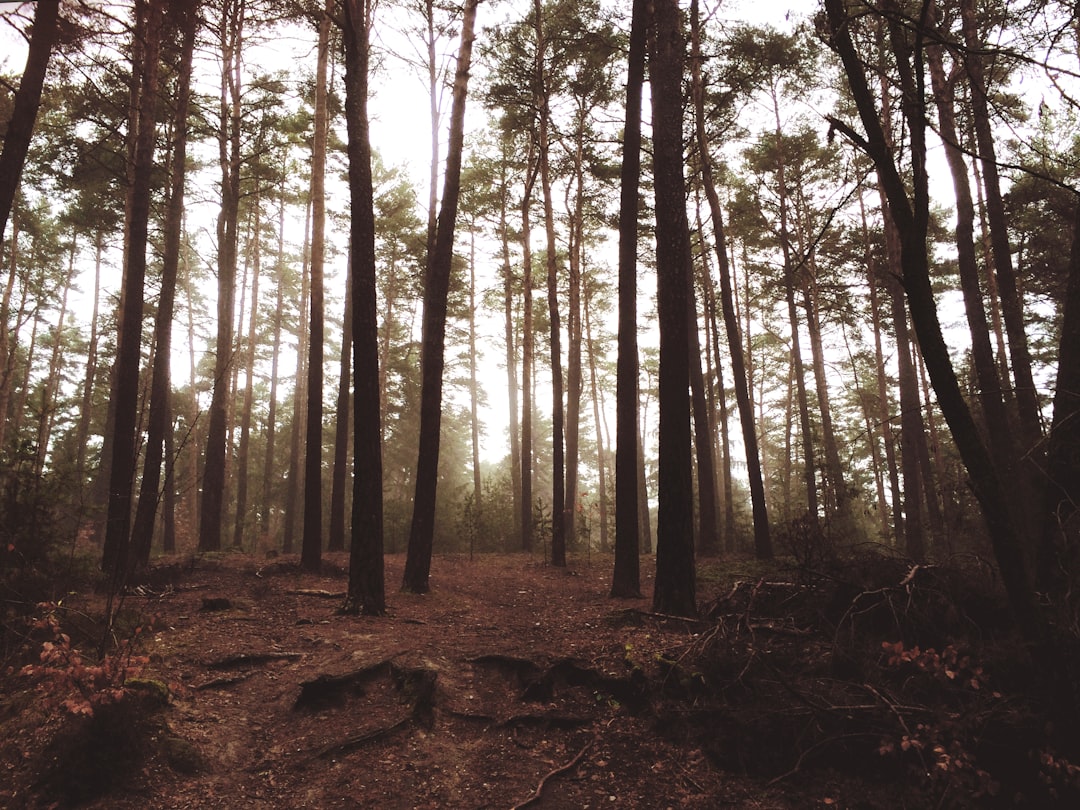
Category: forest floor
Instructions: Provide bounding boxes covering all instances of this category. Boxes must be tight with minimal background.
[1,549,1077,809]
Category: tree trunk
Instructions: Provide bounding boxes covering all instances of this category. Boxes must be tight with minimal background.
[498,150,522,546]
[284,200,312,554]
[690,0,770,559]
[402,0,479,593]
[131,0,197,567]
[825,0,1042,643]
[329,252,353,554]
[261,185,287,539]
[0,0,60,255]
[612,0,646,597]
[103,0,164,578]
[650,0,697,617]
[959,0,1043,459]
[199,0,245,553]
[342,0,386,616]
[302,0,333,573]
[533,0,566,569]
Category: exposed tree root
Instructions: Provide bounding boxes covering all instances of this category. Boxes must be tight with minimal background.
[510,738,593,809]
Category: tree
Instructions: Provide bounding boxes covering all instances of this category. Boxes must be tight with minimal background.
[0,0,60,258]
[131,0,199,568]
[689,0,771,560]
[301,0,334,573]
[403,0,479,594]
[102,0,165,580]
[650,0,696,618]
[823,0,1040,640]
[199,0,248,552]
[611,0,646,599]
[341,0,385,616]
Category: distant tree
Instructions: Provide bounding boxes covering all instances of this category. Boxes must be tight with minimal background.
[689,0,771,559]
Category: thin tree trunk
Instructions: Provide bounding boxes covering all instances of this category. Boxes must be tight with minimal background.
[199,0,245,553]
[329,252,353,554]
[402,0,479,593]
[498,150,522,546]
[612,0,646,597]
[302,0,333,573]
[690,0,770,558]
[261,185,287,538]
[284,200,312,554]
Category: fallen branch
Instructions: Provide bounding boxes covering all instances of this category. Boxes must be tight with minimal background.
[287,589,346,599]
[207,651,304,670]
[510,738,593,809]
[312,715,412,759]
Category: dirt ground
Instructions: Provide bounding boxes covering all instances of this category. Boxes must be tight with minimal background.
[0,550,1070,808]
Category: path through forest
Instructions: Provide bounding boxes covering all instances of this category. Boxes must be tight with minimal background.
[1,551,1064,808]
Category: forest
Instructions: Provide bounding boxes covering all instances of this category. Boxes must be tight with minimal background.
[3,0,1080,806]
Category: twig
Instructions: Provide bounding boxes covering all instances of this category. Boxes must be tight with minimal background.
[510,739,593,809]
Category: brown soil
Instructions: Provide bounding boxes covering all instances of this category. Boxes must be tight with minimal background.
[0,551,1069,808]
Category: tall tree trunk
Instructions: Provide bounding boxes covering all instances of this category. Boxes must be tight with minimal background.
[284,200,312,553]
[859,190,903,544]
[102,0,164,579]
[302,0,333,573]
[690,0,771,559]
[232,197,262,551]
[75,229,104,486]
[35,240,74,477]
[329,253,352,554]
[959,0,1043,458]
[468,229,483,522]
[0,0,60,255]
[533,0,566,568]
[563,150,585,557]
[199,0,245,553]
[342,0,385,616]
[261,185,287,538]
[650,0,697,617]
[131,0,197,567]
[687,272,719,554]
[498,149,522,546]
[584,281,609,552]
[926,38,1030,550]
[612,0,646,597]
[520,165,537,553]
[402,0,479,593]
